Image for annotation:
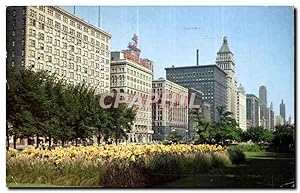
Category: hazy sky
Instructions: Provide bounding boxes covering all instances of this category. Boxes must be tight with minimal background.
[63,6,294,120]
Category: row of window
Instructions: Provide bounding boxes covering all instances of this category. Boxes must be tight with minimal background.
[30,7,109,42]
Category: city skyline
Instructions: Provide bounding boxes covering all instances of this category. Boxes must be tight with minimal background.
[62,6,294,121]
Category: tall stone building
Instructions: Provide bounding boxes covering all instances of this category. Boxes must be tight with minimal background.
[165,64,227,121]
[236,84,247,130]
[280,99,286,124]
[152,78,189,141]
[246,94,260,128]
[6,6,112,94]
[110,34,154,143]
[216,36,237,119]
[259,86,268,129]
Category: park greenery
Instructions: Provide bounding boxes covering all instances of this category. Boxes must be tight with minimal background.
[7,66,136,148]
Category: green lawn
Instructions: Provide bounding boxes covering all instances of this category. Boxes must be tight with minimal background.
[157,151,295,188]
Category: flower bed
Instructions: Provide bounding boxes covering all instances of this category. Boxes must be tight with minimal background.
[7,144,243,187]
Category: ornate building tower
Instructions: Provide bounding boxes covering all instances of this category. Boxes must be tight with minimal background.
[216,36,237,118]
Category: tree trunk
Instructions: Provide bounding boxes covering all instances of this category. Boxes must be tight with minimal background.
[13,135,17,149]
[6,134,9,150]
[97,134,101,145]
[48,136,51,147]
[36,134,39,148]
[75,138,78,146]
[62,139,65,147]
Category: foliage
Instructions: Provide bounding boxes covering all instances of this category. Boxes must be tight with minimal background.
[6,67,136,147]
[6,144,243,187]
[167,131,182,143]
[242,126,273,143]
[228,143,266,153]
[272,124,295,151]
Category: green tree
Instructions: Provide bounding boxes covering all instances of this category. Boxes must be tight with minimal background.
[167,130,182,143]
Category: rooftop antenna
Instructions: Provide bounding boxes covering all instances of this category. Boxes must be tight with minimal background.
[136,7,139,36]
[98,6,101,28]
[196,49,199,66]
[73,6,76,15]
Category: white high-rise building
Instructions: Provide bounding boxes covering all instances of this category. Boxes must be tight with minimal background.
[216,36,237,119]
[236,84,247,130]
[6,6,112,95]
[110,34,154,143]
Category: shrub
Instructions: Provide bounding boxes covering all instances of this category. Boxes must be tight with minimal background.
[228,143,265,152]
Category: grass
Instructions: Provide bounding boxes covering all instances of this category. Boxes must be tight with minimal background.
[158,151,295,188]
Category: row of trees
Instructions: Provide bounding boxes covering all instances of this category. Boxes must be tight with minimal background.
[7,66,136,149]
[192,106,295,148]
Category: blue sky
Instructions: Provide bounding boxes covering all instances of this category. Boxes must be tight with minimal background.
[63,6,294,120]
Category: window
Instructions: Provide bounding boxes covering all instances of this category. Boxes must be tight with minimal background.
[38,53,44,60]
[77,23,82,30]
[11,51,15,58]
[29,18,36,27]
[63,16,68,23]
[55,39,60,46]
[62,25,68,32]
[70,20,75,27]
[38,32,44,40]
[77,32,82,39]
[29,29,36,37]
[29,60,35,68]
[38,14,45,22]
[55,21,61,29]
[47,8,54,16]
[39,43,44,50]
[47,18,53,26]
[47,46,52,53]
[84,67,87,73]
[55,12,61,20]
[12,30,15,37]
[39,6,46,12]
[12,40,15,47]
[29,50,35,57]
[47,36,53,43]
[62,51,67,58]
[48,55,52,62]
[29,9,37,18]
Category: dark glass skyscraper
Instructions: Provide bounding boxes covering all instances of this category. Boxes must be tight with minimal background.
[280,99,286,124]
[246,94,260,128]
[165,65,227,121]
[259,85,268,127]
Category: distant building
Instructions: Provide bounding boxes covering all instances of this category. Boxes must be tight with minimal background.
[236,84,247,130]
[275,115,284,126]
[165,64,227,121]
[110,35,154,143]
[280,99,286,124]
[246,94,260,128]
[216,36,237,119]
[259,86,268,129]
[270,102,275,130]
[152,78,189,141]
[288,116,292,125]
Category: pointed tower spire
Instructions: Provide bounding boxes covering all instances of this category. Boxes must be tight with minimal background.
[218,36,232,54]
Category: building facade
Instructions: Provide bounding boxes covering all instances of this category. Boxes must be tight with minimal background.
[6,6,112,94]
[165,64,227,121]
[152,78,189,141]
[280,99,286,124]
[216,36,237,119]
[270,102,275,130]
[236,84,247,130]
[259,85,268,129]
[110,35,154,143]
[246,94,260,128]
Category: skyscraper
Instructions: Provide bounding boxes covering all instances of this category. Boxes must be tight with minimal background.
[270,102,275,130]
[236,84,247,130]
[165,65,227,121]
[280,99,286,124]
[246,94,260,128]
[216,36,237,119]
[259,85,268,128]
